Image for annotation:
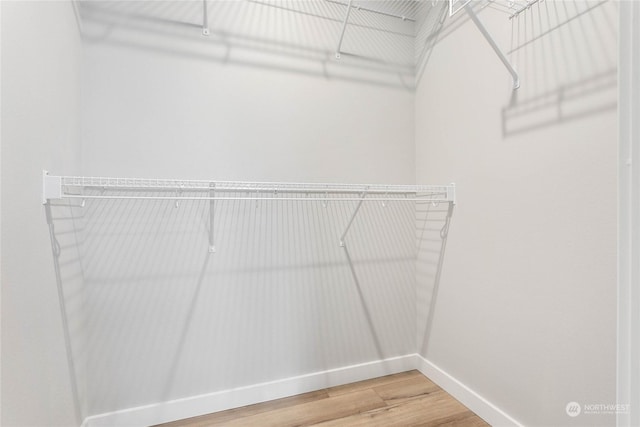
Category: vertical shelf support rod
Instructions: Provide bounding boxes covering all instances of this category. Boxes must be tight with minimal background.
[202,0,210,36]
[339,191,366,247]
[464,3,520,89]
[335,0,354,59]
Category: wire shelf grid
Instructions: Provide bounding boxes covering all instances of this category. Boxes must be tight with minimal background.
[56,175,453,198]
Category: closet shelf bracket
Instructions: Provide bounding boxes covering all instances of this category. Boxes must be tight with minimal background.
[464,3,520,90]
[202,0,210,36]
[339,190,366,247]
[446,183,456,205]
[335,0,353,60]
[42,170,62,205]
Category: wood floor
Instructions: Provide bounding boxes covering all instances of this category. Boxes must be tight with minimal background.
[157,370,488,427]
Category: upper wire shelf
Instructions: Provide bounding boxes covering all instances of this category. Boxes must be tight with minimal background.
[449,0,542,18]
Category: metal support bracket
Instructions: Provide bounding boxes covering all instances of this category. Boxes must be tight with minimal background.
[440,201,455,239]
[339,191,366,247]
[42,170,62,205]
[335,0,354,60]
[447,183,456,205]
[464,3,520,90]
[202,0,210,36]
[208,182,216,253]
[449,0,471,16]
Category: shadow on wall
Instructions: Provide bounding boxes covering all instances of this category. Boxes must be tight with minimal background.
[502,0,617,136]
[47,188,428,416]
[77,0,419,90]
[45,201,87,424]
[415,199,454,355]
[414,0,522,88]
[415,0,462,88]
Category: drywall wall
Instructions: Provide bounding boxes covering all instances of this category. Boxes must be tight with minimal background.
[79,1,416,182]
[1,1,84,426]
[415,1,618,426]
[79,1,416,418]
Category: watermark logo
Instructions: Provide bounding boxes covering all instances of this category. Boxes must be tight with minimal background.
[565,401,630,417]
[566,402,581,417]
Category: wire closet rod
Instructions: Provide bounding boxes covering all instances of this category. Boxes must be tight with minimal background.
[42,172,456,204]
[62,195,443,202]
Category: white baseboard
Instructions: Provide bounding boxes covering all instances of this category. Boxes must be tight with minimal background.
[82,354,520,427]
[82,354,417,427]
[415,354,522,426]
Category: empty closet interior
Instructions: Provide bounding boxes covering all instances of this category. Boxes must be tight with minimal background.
[1,0,625,426]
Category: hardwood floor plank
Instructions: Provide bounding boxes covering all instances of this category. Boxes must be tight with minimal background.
[212,389,386,427]
[372,375,441,405]
[421,411,490,427]
[327,370,423,397]
[310,390,472,427]
[157,371,489,427]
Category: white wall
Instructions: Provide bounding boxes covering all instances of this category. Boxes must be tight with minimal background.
[79,1,416,418]
[79,1,416,183]
[415,2,618,426]
[1,2,84,426]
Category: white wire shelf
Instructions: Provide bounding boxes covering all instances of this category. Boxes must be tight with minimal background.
[42,172,456,204]
[43,171,456,253]
[448,0,540,18]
